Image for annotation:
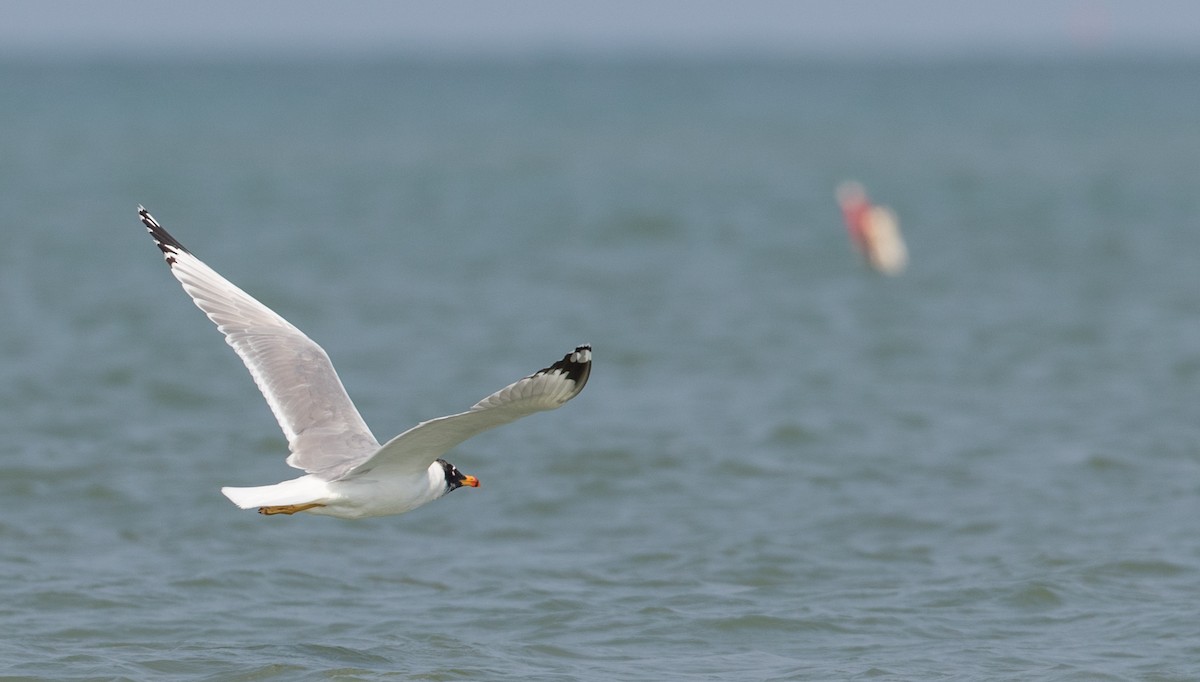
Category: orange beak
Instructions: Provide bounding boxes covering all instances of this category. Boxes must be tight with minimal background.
[461,475,480,488]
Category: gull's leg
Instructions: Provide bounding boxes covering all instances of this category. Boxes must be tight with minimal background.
[258,503,326,515]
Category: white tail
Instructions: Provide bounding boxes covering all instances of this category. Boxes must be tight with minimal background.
[221,476,327,509]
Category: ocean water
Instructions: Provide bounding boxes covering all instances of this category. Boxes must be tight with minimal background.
[1,54,1199,680]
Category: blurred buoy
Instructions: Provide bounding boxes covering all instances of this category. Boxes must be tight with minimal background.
[836,181,907,275]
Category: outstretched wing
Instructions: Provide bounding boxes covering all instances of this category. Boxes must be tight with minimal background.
[139,207,380,478]
[340,345,592,480]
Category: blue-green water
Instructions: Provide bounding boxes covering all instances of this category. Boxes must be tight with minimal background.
[2,55,1200,680]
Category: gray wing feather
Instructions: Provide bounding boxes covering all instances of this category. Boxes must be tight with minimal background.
[339,345,591,480]
[139,207,380,479]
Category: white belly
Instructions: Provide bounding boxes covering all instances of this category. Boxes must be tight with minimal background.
[309,470,446,519]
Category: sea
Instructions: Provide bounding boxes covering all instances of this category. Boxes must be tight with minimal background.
[1,52,1199,681]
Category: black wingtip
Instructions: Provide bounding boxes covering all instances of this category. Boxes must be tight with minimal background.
[542,344,592,392]
[138,205,189,266]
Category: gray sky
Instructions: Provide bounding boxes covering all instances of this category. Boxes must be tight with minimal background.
[4,0,1199,56]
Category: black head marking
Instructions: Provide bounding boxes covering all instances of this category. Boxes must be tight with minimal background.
[437,458,472,492]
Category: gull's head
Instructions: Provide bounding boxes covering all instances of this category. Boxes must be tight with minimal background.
[437,458,480,493]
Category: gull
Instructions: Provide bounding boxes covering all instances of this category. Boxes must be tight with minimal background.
[138,206,591,520]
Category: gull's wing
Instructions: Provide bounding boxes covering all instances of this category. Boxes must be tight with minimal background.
[340,345,591,480]
[139,207,379,478]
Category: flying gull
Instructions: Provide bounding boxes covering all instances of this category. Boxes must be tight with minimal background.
[138,206,591,519]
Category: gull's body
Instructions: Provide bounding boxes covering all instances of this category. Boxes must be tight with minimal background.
[138,206,590,519]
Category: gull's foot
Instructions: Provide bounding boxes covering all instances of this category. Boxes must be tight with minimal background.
[258,502,325,515]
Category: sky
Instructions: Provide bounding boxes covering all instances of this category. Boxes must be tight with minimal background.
[3,0,1200,57]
